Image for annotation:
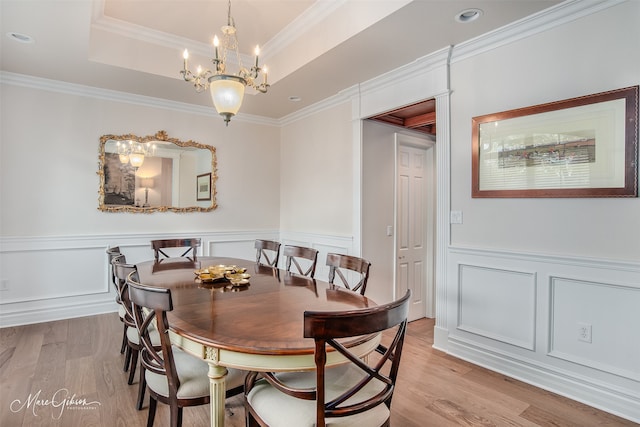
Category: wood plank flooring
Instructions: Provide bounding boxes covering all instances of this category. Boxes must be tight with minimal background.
[0,313,634,426]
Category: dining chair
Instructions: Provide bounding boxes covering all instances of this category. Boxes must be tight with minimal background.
[112,256,160,410]
[127,278,246,427]
[106,247,128,354]
[151,238,201,262]
[283,245,319,278]
[244,290,411,427]
[254,239,281,267]
[325,253,372,296]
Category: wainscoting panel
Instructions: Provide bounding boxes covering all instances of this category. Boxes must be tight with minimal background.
[447,247,640,423]
[549,276,640,381]
[0,231,352,327]
[458,264,536,350]
[1,245,107,304]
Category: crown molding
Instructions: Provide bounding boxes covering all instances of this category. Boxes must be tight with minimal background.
[451,0,627,63]
[0,71,279,127]
[277,90,351,127]
[262,0,347,58]
[89,0,347,70]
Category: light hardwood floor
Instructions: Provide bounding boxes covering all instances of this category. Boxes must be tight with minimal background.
[0,313,634,426]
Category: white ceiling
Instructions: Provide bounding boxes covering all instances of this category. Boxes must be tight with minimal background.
[1,0,562,120]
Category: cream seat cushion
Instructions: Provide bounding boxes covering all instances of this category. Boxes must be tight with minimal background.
[145,346,245,400]
[246,365,390,427]
[126,325,161,346]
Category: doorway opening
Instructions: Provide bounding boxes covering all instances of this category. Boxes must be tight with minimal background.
[361,98,437,320]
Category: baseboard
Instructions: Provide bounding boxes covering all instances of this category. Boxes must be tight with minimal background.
[432,325,449,353]
[447,336,640,424]
[0,298,119,328]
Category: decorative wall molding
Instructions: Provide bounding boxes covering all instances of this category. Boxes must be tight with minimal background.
[449,245,640,274]
[446,245,640,423]
[457,263,537,350]
[0,230,352,327]
[549,276,640,381]
[0,71,278,127]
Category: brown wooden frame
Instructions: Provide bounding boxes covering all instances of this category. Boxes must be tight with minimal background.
[472,86,638,198]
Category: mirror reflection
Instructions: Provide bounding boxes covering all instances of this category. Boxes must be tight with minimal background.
[98,130,217,213]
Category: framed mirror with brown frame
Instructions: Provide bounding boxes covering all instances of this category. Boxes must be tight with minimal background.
[97,130,217,213]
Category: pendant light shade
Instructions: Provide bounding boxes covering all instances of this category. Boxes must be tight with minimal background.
[209,75,246,125]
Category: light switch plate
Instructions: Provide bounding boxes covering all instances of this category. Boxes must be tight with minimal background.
[450,211,463,224]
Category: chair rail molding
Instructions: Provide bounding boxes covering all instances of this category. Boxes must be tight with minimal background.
[0,230,353,327]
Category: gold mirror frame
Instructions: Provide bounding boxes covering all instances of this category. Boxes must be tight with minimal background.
[97,130,217,213]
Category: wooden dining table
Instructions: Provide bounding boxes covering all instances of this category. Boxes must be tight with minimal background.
[135,256,379,427]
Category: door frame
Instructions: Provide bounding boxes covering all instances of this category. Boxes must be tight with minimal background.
[394,132,436,318]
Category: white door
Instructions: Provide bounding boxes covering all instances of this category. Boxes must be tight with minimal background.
[396,135,434,321]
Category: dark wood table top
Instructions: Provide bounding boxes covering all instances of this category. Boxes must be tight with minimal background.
[135,257,377,356]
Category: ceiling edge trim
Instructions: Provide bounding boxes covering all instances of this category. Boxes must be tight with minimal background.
[278,90,352,127]
[264,0,347,56]
[0,71,279,127]
[451,0,626,63]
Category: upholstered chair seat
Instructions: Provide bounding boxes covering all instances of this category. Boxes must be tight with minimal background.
[246,365,389,426]
[126,324,160,347]
[146,347,245,400]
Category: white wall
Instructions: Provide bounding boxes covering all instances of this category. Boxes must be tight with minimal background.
[0,80,281,324]
[444,0,640,421]
[449,1,640,261]
[0,83,281,236]
[362,120,397,305]
[279,101,353,236]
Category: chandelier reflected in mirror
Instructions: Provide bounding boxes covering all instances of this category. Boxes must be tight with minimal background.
[116,140,155,169]
[181,0,269,125]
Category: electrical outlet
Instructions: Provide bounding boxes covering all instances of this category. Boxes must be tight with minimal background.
[0,279,8,291]
[578,322,592,343]
[450,211,463,224]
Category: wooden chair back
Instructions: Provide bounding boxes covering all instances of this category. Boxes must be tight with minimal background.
[106,246,122,292]
[127,278,176,385]
[283,245,319,277]
[325,253,371,295]
[304,290,410,425]
[151,238,201,262]
[254,239,281,267]
[112,255,137,328]
[245,291,411,427]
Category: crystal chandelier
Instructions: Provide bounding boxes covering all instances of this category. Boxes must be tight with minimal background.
[116,140,155,169]
[181,0,269,125]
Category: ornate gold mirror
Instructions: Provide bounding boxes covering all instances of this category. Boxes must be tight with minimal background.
[97,130,217,212]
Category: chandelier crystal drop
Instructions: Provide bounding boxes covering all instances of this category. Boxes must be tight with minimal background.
[181,0,269,125]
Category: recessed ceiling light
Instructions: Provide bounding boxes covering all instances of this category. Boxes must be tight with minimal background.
[455,8,483,23]
[6,32,35,43]
[288,96,301,102]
